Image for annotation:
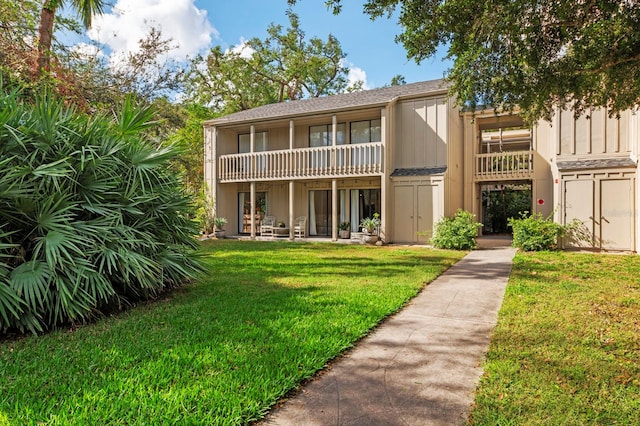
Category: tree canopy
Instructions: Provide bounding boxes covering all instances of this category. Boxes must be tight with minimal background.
[184,11,354,114]
[36,0,106,74]
[293,0,640,122]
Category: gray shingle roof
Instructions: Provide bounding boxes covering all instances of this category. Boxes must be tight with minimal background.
[556,158,637,171]
[390,166,448,177]
[204,79,448,127]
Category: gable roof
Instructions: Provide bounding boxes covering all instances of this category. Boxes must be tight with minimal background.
[204,79,448,127]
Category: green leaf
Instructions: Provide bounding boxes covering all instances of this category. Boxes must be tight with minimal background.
[9,260,51,312]
[0,282,24,328]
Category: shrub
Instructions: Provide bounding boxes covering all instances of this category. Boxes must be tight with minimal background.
[430,209,482,250]
[360,213,381,234]
[0,89,205,334]
[213,217,227,230]
[508,212,565,251]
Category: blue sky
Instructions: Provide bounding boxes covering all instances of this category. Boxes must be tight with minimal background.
[73,0,450,90]
[201,0,451,88]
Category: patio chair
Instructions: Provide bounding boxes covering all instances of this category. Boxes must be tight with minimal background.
[260,215,276,237]
[293,216,306,238]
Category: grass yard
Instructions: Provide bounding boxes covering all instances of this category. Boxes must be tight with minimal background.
[470,251,640,425]
[0,240,463,425]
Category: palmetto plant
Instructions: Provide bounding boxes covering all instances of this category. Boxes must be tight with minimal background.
[0,88,204,334]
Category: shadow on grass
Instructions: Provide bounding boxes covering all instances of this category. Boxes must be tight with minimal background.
[0,240,463,425]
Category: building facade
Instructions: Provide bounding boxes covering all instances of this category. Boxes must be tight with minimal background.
[203,80,639,251]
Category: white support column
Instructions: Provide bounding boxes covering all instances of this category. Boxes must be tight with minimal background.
[289,181,295,240]
[250,125,256,239]
[289,120,295,240]
[289,119,295,176]
[332,115,337,173]
[204,125,217,214]
[250,182,256,240]
[332,179,338,241]
[331,116,338,241]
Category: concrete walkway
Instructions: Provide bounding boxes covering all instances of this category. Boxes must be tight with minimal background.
[259,241,517,426]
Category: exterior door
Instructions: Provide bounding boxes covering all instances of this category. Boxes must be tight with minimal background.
[393,186,415,243]
[309,190,331,236]
[564,180,594,248]
[600,179,634,251]
[417,185,437,243]
[564,178,635,251]
[393,184,441,243]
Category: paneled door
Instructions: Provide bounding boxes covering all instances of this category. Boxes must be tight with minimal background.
[564,178,635,251]
[393,186,415,243]
[600,179,634,251]
[393,184,441,243]
[564,180,594,248]
[417,185,439,243]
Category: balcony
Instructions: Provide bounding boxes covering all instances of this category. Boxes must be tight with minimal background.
[218,142,383,182]
[475,150,533,181]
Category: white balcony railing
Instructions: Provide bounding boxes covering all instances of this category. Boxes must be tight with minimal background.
[218,142,383,182]
[475,150,533,181]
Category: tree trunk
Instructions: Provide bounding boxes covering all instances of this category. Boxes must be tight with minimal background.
[35,3,57,74]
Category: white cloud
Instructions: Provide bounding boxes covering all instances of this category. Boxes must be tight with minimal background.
[86,0,218,62]
[71,42,104,60]
[347,65,370,90]
[228,38,255,59]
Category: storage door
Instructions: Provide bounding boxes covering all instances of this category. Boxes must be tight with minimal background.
[393,186,415,243]
[564,180,594,248]
[417,185,437,243]
[600,179,634,251]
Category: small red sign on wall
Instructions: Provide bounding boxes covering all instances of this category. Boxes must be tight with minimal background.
[537,199,545,205]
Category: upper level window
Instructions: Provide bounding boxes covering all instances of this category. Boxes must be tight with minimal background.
[239,131,268,153]
[351,119,381,144]
[309,123,346,147]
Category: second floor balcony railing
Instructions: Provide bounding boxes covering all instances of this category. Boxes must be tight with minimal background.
[475,150,533,181]
[218,142,383,182]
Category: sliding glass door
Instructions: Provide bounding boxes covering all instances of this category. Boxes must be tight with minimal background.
[350,189,380,232]
[238,192,267,234]
[308,190,331,236]
[309,189,380,235]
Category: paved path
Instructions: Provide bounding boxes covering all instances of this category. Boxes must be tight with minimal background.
[259,243,517,426]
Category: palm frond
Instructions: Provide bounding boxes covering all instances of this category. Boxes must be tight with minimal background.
[116,96,157,137]
[8,260,51,312]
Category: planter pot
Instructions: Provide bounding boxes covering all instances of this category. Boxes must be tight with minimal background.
[339,230,350,239]
[214,230,226,239]
[362,233,379,244]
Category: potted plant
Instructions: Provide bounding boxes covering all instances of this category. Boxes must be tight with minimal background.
[360,213,381,244]
[213,217,227,239]
[277,221,286,228]
[339,221,351,239]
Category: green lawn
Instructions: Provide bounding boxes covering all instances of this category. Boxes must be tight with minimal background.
[470,251,640,425]
[0,240,463,425]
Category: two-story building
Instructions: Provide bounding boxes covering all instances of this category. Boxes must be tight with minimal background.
[203,79,639,251]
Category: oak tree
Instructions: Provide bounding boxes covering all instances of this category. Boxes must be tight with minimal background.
[292,0,640,121]
[185,11,353,113]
